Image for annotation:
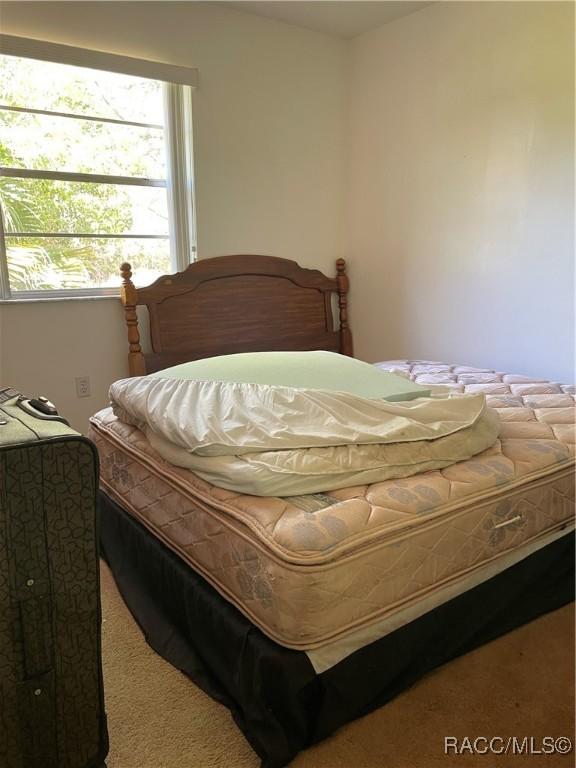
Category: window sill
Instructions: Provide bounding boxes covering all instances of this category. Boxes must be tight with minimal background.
[0,293,120,304]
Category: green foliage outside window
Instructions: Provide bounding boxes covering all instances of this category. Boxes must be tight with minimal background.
[0,55,171,291]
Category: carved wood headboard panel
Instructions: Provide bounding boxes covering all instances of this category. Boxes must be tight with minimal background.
[120,254,353,376]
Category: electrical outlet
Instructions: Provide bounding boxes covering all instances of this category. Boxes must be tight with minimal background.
[75,376,91,398]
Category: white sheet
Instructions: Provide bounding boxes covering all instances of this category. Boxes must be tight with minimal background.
[145,406,499,495]
[111,376,492,455]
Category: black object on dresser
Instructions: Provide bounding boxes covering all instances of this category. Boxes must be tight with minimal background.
[0,390,108,768]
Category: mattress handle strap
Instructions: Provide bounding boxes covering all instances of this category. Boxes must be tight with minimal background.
[493,515,523,529]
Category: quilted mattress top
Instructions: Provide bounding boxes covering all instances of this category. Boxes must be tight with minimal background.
[91,361,575,566]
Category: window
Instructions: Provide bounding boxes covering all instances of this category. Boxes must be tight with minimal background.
[0,43,196,299]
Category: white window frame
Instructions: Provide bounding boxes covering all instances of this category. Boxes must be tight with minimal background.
[0,35,197,300]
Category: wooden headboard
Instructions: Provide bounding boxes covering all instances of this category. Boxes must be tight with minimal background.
[120,254,353,376]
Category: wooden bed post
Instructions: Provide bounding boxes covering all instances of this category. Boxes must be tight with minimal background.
[120,263,146,377]
[336,258,353,357]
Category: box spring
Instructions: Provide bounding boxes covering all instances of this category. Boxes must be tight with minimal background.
[99,492,574,768]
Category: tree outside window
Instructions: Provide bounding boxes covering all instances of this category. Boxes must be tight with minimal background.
[0,54,184,294]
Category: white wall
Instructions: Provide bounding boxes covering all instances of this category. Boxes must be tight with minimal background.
[348,1,574,382]
[0,1,347,430]
[1,298,128,429]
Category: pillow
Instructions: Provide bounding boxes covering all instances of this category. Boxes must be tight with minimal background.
[150,351,431,402]
[110,351,485,458]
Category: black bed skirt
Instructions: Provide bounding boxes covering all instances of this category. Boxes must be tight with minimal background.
[99,492,574,768]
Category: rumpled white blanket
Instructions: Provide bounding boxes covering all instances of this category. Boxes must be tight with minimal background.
[109,376,500,496]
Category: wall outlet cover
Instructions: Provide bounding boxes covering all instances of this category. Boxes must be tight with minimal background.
[75,376,91,398]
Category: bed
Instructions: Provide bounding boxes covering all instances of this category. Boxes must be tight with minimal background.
[89,255,575,768]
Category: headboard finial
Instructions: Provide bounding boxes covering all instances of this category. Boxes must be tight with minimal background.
[336,258,353,357]
[120,262,133,284]
[119,262,146,376]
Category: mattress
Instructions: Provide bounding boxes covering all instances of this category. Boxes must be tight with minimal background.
[88,360,575,650]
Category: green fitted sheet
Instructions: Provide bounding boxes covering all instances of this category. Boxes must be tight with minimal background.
[151,351,431,402]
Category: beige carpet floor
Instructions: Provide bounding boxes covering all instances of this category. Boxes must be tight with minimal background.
[101,563,575,768]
